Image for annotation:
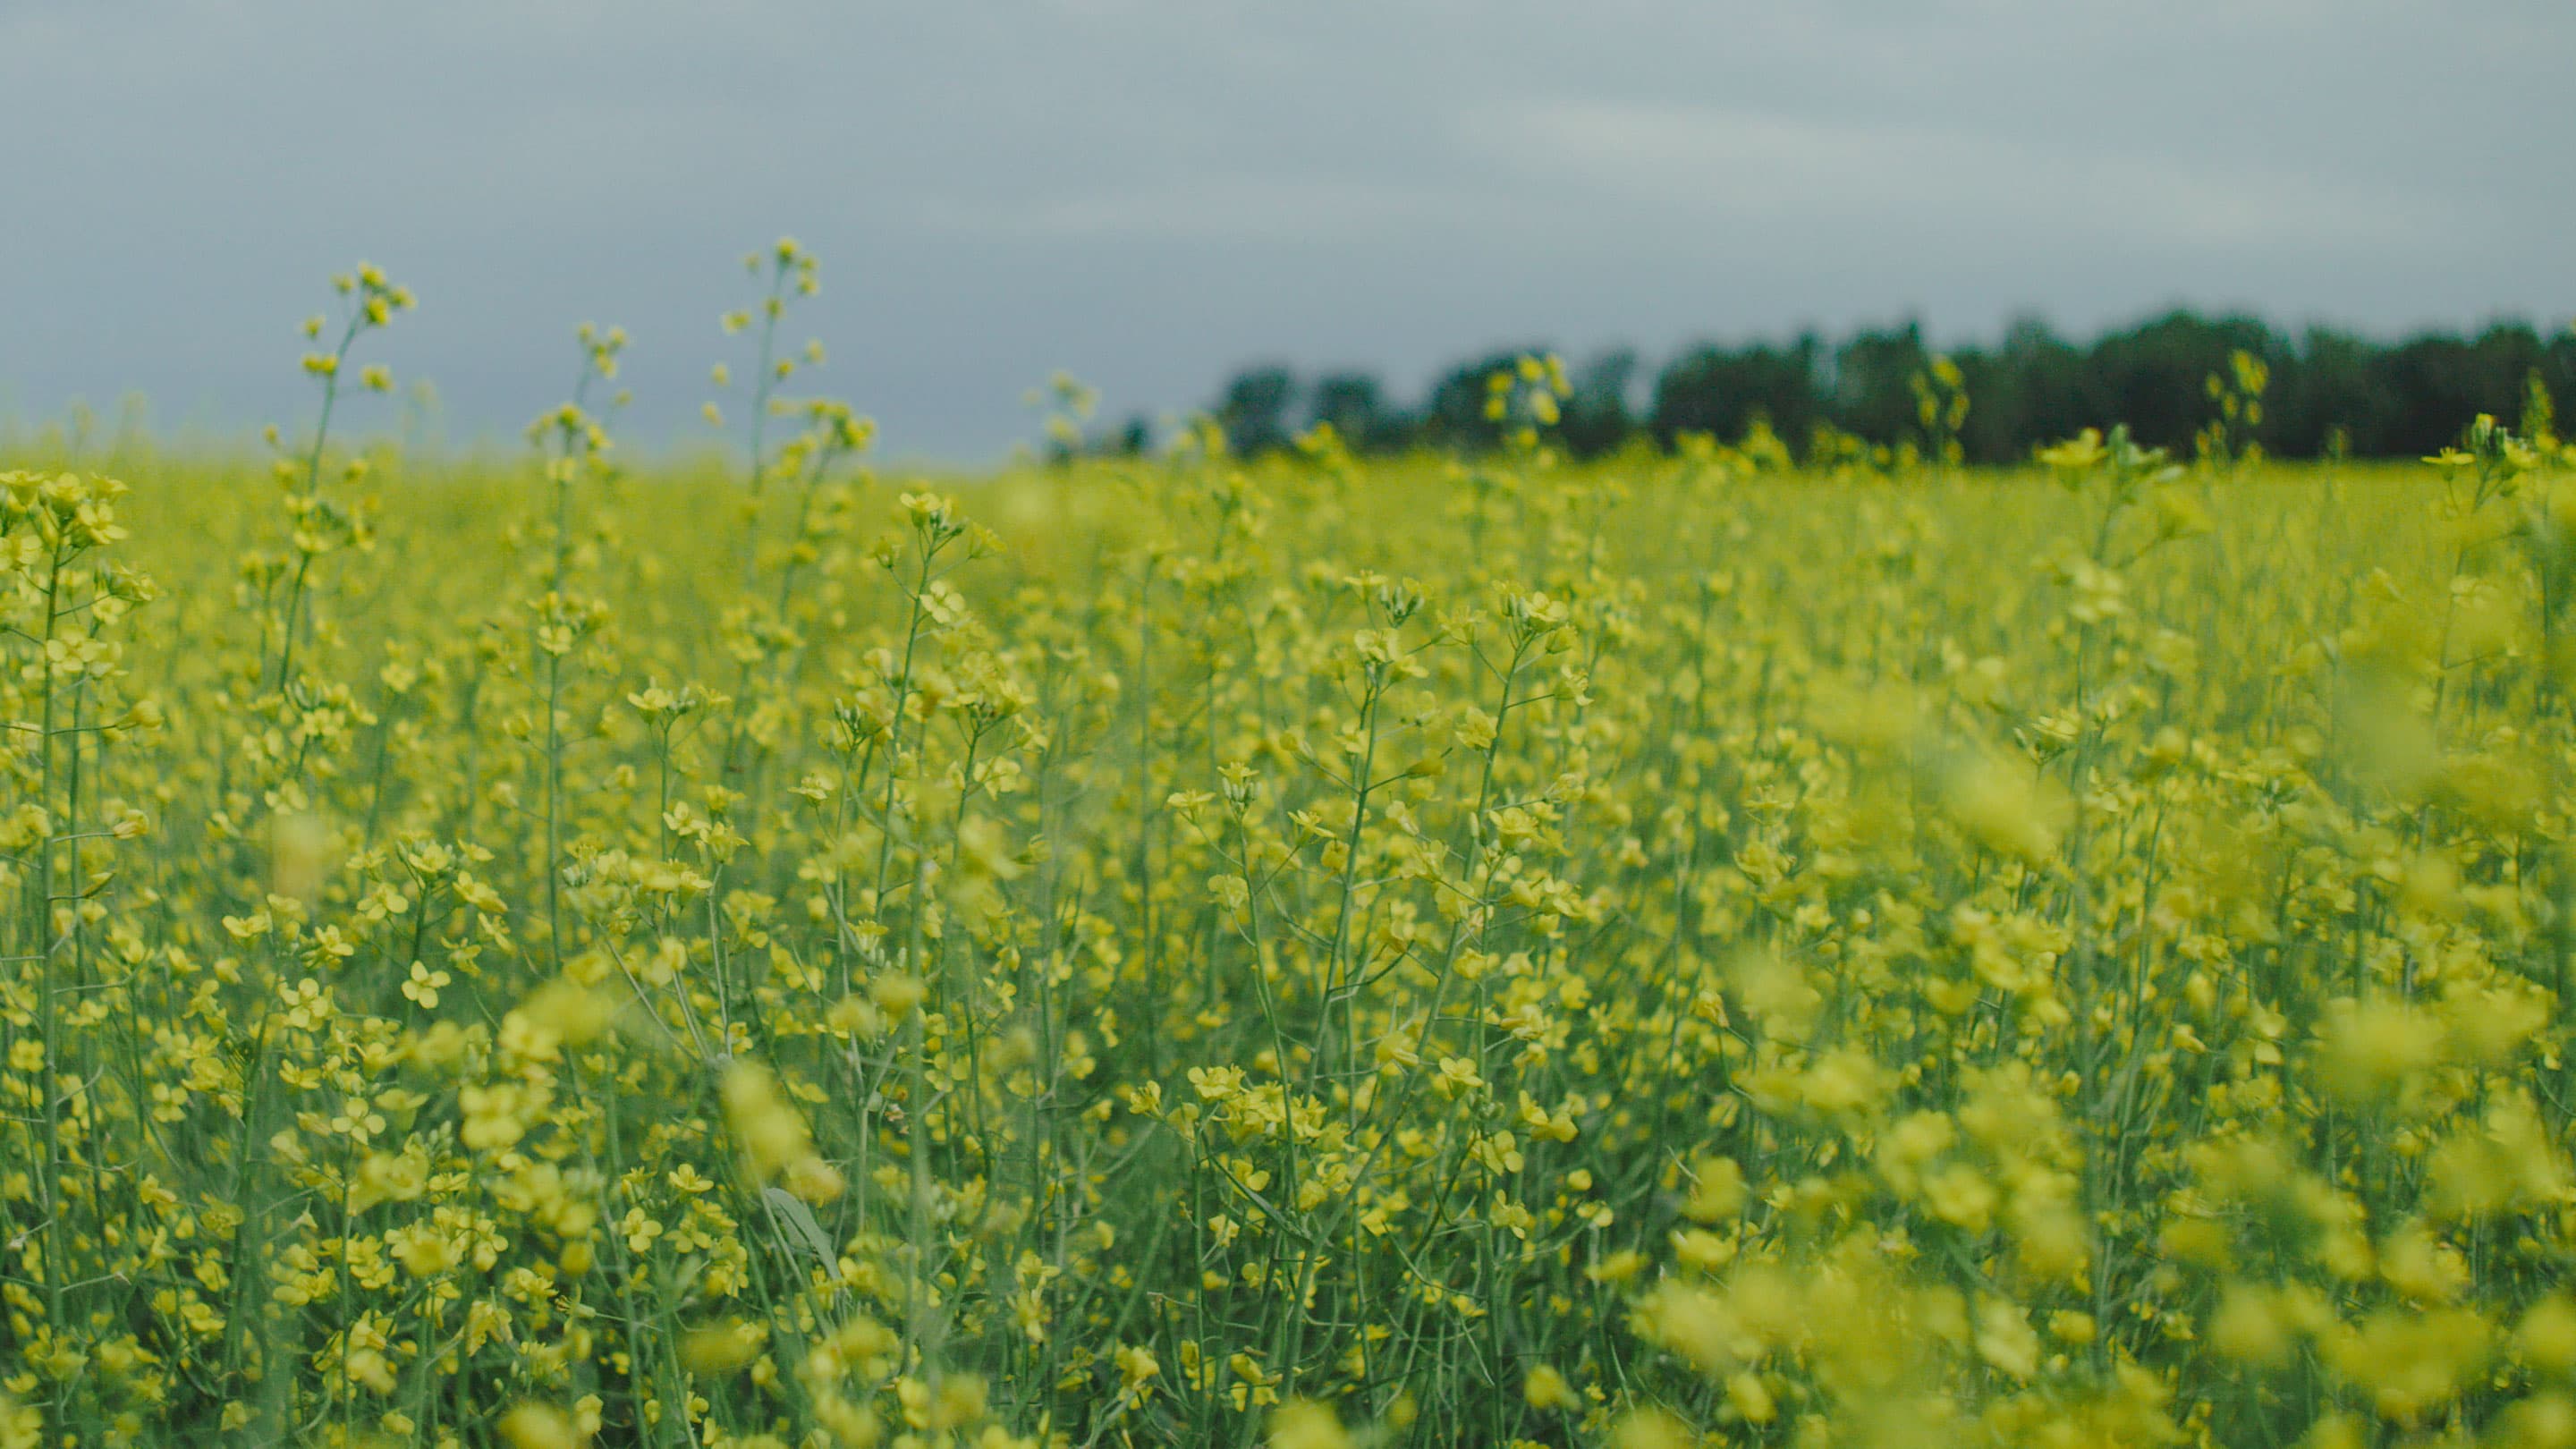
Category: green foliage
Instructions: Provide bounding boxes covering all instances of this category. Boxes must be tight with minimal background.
[1193,311,2576,466]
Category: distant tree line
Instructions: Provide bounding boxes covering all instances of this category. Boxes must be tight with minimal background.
[1108,311,2576,464]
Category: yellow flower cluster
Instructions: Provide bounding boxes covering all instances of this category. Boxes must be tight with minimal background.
[5,261,2576,1449]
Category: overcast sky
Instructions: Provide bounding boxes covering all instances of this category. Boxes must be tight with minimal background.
[4,0,2570,462]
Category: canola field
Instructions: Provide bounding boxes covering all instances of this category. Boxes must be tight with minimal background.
[6,260,2576,1449]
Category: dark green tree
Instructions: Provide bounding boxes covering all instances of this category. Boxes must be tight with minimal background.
[1649,335,1823,448]
[1213,366,1299,456]
[1307,371,1407,453]
[1560,349,1640,460]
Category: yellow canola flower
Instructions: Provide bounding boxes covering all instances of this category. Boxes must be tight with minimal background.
[1269,1400,1350,1449]
[1940,752,2068,864]
[499,1404,586,1449]
[1523,1362,1578,1410]
[681,1318,768,1377]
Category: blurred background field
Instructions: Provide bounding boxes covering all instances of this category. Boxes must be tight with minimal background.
[7,349,2576,1446]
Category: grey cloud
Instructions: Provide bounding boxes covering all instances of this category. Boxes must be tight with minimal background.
[3,0,2569,462]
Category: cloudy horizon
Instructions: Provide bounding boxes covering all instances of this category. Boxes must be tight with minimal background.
[5,0,2570,462]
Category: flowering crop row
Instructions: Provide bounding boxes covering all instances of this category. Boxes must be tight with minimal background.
[4,252,2575,1449]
